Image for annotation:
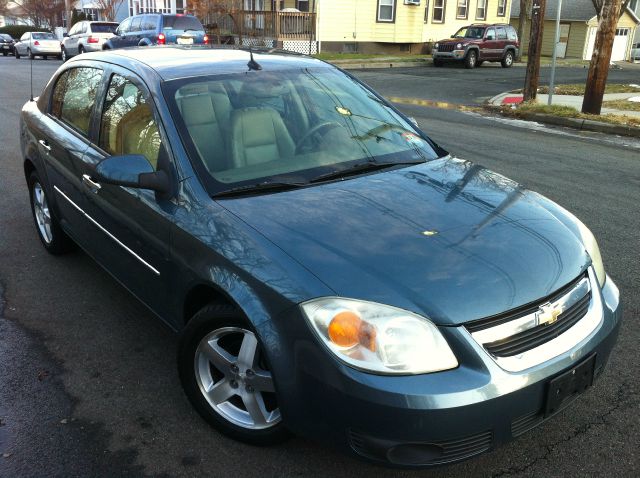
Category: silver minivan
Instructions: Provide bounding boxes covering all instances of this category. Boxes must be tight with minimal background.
[61,21,118,62]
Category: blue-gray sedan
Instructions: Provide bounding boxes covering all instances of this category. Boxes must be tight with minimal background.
[19,47,621,467]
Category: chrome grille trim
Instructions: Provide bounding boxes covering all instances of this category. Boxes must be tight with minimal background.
[468,267,602,372]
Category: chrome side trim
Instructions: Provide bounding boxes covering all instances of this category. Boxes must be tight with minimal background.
[470,267,602,373]
[471,276,591,345]
[53,186,160,276]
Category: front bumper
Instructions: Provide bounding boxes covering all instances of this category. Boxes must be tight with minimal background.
[273,276,621,467]
[433,50,466,60]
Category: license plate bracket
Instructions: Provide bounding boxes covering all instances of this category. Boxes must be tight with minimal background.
[544,354,596,418]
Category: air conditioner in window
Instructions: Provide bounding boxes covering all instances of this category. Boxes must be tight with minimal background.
[404,0,421,5]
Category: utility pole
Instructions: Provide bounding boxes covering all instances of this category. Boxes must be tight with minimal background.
[581,0,624,114]
[64,0,70,28]
[548,0,563,105]
[523,0,547,102]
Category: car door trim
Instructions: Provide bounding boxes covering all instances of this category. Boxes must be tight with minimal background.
[53,185,161,276]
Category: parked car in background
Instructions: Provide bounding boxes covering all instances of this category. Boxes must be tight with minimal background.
[19,47,621,468]
[61,21,119,62]
[631,42,640,62]
[103,13,207,50]
[432,24,519,69]
[14,32,61,60]
[0,33,16,56]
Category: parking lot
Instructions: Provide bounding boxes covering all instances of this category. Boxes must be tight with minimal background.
[0,55,639,477]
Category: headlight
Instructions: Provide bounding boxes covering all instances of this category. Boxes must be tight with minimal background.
[434,43,439,49]
[574,220,606,287]
[301,298,458,375]
[456,43,463,49]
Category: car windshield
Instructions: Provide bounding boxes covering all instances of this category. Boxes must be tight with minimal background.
[91,23,118,33]
[32,33,56,40]
[164,67,441,194]
[163,15,203,31]
[453,27,485,39]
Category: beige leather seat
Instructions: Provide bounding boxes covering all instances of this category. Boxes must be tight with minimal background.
[115,104,161,169]
[230,108,295,168]
[177,84,232,172]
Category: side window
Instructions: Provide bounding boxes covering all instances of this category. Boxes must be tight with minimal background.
[20,33,28,41]
[99,74,162,169]
[507,26,518,41]
[68,24,78,36]
[143,16,157,30]
[81,23,88,34]
[486,27,496,40]
[117,18,131,35]
[50,67,103,136]
[497,26,507,40]
[130,17,142,33]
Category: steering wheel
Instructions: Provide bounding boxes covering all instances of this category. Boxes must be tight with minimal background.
[295,122,343,154]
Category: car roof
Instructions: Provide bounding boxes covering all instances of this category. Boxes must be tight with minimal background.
[78,47,331,81]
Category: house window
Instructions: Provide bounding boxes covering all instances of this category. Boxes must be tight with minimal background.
[432,0,445,22]
[476,0,487,20]
[497,0,506,16]
[377,0,396,22]
[424,0,429,22]
[457,0,468,19]
[297,0,309,12]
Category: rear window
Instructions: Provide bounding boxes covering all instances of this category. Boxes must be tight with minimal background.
[162,15,203,31]
[32,33,56,40]
[90,23,118,33]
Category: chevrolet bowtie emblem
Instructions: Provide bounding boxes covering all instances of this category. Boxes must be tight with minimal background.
[536,302,562,326]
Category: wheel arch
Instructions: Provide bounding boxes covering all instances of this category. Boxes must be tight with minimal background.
[138,38,153,47]
[183,282,235,326]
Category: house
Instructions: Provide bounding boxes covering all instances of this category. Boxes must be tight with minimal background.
[510,0,639,62]
[190,1,514,54]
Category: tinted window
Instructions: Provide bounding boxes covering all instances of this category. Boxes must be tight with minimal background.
[32,33,56,40]
[507,26,518,41]
[90,23,118,33]
[162,15,203,31]
[51,67,103,136]
[99,74,162,169]
[496,26,507,40]
[142,16,158,30]
[129,17,143,32]
[453,26,485,39]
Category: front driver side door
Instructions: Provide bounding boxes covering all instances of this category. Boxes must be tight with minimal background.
[77,67,175,316]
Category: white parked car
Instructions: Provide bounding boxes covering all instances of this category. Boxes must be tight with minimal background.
[61,21,118,62]
[14,32,61,60]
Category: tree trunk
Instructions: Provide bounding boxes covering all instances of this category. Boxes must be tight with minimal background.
[523,0,547,101]
[581,0,624,114]
[516,0,531,62]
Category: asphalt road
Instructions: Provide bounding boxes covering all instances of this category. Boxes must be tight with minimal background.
[1,56,639,477]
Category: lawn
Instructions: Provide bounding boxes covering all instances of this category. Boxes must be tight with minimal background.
[314,52,428,61]
[537,83,640,95]
[602,99,640,112]
[495,101,640,127]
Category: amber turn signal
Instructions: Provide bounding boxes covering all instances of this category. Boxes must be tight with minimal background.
[328,311,376,351]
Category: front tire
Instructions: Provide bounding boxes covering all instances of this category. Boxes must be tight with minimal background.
[15,50,20,59]
[465,50,477,69]
[28,48,34,59]
[28,171,75,255]
[78,45,84,55]
[61,47,68,62]
[433,58,443,67]
[178,304,289,446]
[501,50,514,68]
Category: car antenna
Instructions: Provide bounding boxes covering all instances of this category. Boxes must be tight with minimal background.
[247,47,262,71]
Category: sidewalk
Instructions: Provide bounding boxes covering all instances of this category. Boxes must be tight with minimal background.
[489,91,640,118]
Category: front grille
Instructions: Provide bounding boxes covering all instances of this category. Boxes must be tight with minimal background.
[484,292,591,357]
[437,43,455,52]
[511,410,543,437]
[433,430,493,464]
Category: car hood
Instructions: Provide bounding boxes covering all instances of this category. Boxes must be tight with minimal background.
[220,157,590,326]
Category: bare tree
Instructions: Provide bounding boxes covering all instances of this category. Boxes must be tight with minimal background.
[8,0,66,27]
[591,0,631,18]
[582,0,628,113]
[516,0,532,61]
[94,0,125,21]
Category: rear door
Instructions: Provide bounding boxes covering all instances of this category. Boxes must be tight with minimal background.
[482,27,499,60]
[38,66,105,244]
[111,17,131,48]
[496,26,508,58]
[74,66,174,314]
[126,16,143,46]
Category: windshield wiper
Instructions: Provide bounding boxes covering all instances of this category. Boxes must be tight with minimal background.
[309,160,424,184]
[213,180,307,198]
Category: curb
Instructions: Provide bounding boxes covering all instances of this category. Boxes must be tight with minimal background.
[513,112,640,138]
[331,60,428,69]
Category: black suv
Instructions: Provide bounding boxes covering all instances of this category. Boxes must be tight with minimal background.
[103,14,207,50]
[0,33,15,56]
[432,24,519,69]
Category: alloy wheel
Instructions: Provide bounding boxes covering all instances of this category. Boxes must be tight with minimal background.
[194,327,280,430]
[32,182,53,244]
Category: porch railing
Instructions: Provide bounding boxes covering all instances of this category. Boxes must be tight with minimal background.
[238,10,316,41]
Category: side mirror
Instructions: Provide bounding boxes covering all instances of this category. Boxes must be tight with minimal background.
[486,35,495,41]
[450,35,455,38]
[95,154,170,193]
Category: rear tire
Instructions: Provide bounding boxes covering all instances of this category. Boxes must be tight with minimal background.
[78,45,84,55]
[61,47,68,62]
[28,171,76,255]
[464,50,477,69]
[2,51,7,56]
[178,304,290,446]
[476,60,484,67]
[42,55,47,60]
[15,50,20,59]
[28,48,34,59]
[501,50,514,68]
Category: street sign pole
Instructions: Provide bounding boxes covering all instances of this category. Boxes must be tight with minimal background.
[548,0,563,105]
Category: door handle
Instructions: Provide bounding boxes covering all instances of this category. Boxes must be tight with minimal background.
[82,174,102,193]
[38,139,51,152]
